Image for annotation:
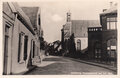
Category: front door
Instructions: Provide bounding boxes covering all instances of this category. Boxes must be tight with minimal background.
[94,42,101,62]
[3,23,12,75]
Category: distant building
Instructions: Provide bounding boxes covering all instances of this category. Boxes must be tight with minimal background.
[88,2,117,66]
[61,12,100,56]
[71,20,100,52]
[3,2,42,75]
[63,12,72,40]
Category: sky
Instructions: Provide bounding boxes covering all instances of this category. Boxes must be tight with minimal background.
[18,0,118,43]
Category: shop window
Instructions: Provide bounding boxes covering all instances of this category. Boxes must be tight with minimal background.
[107,39,117,59]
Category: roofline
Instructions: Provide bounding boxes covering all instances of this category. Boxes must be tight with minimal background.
[8,2,17,13]
[100,10,117,16]
[17,12,35,35]
[88,27,102,28]
[11,2,35,35]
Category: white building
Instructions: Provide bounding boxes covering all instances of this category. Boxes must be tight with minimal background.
[63,12,100,52]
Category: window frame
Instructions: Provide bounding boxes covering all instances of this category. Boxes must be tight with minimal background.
[107,17,117,30]
[18,32,25,63]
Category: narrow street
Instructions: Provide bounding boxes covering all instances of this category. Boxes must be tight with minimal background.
[2,1,118,75]
[25,56,115,75]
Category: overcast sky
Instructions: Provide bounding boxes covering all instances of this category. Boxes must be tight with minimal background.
[18,0,117,43]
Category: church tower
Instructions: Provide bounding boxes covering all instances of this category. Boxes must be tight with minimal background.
[67,11,71,22]
[65,11,72,37]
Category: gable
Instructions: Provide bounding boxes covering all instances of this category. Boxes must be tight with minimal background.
[71,20,101,37]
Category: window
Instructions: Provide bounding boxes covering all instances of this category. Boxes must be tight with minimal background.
[18,33,22,62]
[24,36,28,61]
[110,22,116,29]
[107,17,117,30]
[107,22,110,29]
[96,29,98,31]
[77,39,81,51]
[18,32,25,63]
[5,25,9,35]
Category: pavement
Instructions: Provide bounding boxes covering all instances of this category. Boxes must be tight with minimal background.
[63,57,117,72]
[24,55,117,75]
[15,65,36,75]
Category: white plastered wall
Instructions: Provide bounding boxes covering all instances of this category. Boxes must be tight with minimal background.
[74,37,88,51]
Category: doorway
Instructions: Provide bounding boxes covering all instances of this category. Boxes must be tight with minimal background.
[3,23,12,75]
[77,39,81,51]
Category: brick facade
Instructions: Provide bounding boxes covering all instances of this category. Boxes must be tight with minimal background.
[88,4,117,66]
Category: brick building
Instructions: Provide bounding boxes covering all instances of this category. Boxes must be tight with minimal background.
[88,27,102,60]
[100,3,117,66]
[3,2,42,75]
[88,3,117,66]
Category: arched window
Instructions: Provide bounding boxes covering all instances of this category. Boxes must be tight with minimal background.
[77,39,81,51]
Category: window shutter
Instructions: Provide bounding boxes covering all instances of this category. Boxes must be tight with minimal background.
[24,36,28,60]
[18,33,21,62]
[33,41,35,58]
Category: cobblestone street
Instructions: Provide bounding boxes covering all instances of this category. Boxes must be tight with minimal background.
[25,56,116,75]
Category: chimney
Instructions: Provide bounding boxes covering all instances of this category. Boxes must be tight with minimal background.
[103,9,107,12]
[110,2,113,8]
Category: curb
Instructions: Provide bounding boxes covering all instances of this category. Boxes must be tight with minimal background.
[23,66,37,75]
[11,66,37,75]
[63,56,117,73]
